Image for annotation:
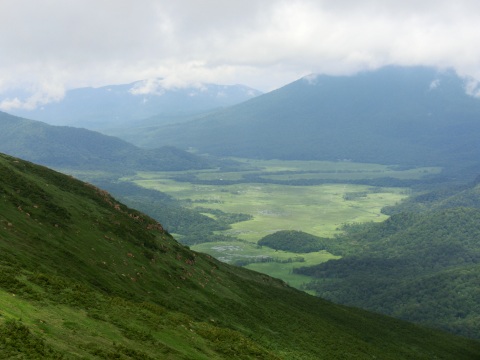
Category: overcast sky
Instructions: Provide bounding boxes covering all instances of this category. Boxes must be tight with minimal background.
[2,0,480,109]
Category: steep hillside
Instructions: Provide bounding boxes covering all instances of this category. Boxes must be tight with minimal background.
[1,153,479,359]
[147,66,480,173]
[0,111,211,171]
[5,81,261,129]
[295,184,480,338]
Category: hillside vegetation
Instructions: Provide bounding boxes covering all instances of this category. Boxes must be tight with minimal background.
[0,111,211,171]
[1,153,480,358]
[295,182,480,339]
[258,230,329,253]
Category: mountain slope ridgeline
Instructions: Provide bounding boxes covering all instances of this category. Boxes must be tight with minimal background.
[0,111,211,172]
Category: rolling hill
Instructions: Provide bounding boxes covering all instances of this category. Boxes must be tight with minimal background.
[0,111,211,172]
[4,80,261,129]
[1,152,479,358]
[137,66,480,173]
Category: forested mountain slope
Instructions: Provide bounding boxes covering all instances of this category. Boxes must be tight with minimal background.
[148,66,480,173]
[1,153,479,359]
[295,181,480,339]
[0,111,211,171]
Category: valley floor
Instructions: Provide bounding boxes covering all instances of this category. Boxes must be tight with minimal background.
[116,158,439,288]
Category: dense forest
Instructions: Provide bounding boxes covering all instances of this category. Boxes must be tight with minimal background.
[294,181,480,338]
[258,230,329,253]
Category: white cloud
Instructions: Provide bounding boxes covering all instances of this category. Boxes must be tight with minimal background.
[129,75,209,96]
[0,98,23,111]
[129,79,166,96]
[0,78,65,111]
[302,74,319,85]
[0,91,63,111]
[465,78,480,98]
[429,79,441,90]
[1,0,480,107]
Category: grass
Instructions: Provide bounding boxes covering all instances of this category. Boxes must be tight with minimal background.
[246,262,312,289]
[191,239,338,291]
[232,158,441,176]
[124,159,435,287]
[131,177,408,240]
[0,289,120,358]
[0,278,241,359]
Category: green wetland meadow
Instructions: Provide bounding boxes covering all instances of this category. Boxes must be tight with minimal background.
[124,158,440,288]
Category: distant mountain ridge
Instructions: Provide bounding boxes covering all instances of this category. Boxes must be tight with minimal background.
[139,66,480,172]
[3,80,261,128]
[0,111,211,171]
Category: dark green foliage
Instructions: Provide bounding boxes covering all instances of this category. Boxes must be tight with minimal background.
[192,207,253,225]
[81,343,156,360]
[343,191,368,200]
[383,181,480,215]
[170,169,433,187]
[193,324,278,360]
[0,161,72,227]
[179,233,241,246]
[296,205,480,338]
[258,230,329,253]
[0,319,64,359]
[233,256,305,267]
[1,153,480,359]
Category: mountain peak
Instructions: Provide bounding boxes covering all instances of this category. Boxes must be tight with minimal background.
[147,65,480,174]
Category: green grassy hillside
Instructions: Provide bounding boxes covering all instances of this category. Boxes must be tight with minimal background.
[1,153,479,359]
